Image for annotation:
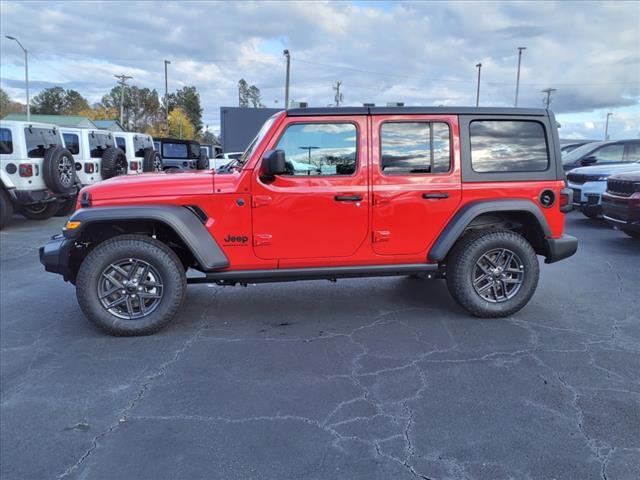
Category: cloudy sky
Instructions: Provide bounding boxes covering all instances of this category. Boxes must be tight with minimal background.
[1,0,638,139]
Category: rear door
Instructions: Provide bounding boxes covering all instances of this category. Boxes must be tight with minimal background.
[251,116,369,260]
[370,115,461,255]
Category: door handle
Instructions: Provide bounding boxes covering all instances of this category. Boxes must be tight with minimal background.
[335,195,362,202]
[422,192,449,199]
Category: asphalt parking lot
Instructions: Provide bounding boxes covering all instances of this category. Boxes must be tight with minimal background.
[1,211,639,480]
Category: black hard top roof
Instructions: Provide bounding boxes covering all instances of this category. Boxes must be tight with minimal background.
[286,106,549,117]
[154,137,200,144]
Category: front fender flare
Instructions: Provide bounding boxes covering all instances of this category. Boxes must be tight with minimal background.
[65,205,229,271]
[428,199,552,262]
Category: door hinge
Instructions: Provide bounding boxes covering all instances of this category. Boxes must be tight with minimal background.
[372,230,391,242]
[253,234,273,246]
[252,195,272,208]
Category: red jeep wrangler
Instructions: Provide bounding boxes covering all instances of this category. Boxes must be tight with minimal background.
[40,107,577,335]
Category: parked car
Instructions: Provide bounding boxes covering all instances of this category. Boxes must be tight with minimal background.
[1,120,77,227]
[566,162,640,219]
[41,106,578,335]
[113,132,161,173]
[212,151,243,170]
[560,140,596,156]
[153,137,207,170]
[562,139,640,171]
[602,170,640,239]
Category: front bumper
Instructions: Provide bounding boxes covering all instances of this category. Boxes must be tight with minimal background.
[602,193,640,232]
[544,234,578,264]
[39,234,75,282]
[568,181,605,214]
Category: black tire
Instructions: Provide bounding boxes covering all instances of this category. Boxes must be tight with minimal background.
[101,147,128,179]
[42,146,75,193]
[142,148,163,172]
[446,229,539,318]
[0,189,13,229]
[76,234,187,336]
[622,229,640,240]
[196,152,209,170]
[19,202,59,220]
[54,195,77,217]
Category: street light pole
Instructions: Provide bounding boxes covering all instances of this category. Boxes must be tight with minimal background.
[514,46,527,107]
[114,74,133,127]
[5,36,29,121]
[604,112,613,141]
[164,60,171,127]
[475,62,482,107]
[283,49,291,110]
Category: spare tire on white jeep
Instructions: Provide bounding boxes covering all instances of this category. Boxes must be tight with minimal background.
[142,148,162,172]
[42,146,76,193]
[101,147,128,179]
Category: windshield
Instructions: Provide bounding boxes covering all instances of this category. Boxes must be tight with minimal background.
[235,113,280,168]
[562,142,601,165]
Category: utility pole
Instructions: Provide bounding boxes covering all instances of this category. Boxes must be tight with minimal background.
[164,60,171,127]
[541,88,557,109]
[475,63,482,107]
[5,36,29,121]
[604,112,613,141]
[514,46,527,107]
[283,50,291,109]
[333,81,343,107]
[113,74,133,127]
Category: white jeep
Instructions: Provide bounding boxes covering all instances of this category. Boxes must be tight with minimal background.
[113,132,162,174]
[0,120,78,227]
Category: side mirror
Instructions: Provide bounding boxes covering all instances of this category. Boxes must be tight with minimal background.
[580,155,597,166]
[261,149,286,177]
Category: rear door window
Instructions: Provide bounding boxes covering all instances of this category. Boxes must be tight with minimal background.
[0,128,13,154]
[470,120,549,172]
[89,132,114,158]
[24,127,62,158]
[380,122,451,174]
[62,133,80,155]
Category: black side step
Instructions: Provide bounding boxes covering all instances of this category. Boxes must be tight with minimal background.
[187,263,439,285]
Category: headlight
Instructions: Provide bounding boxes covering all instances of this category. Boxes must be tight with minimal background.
[596,176,608,181]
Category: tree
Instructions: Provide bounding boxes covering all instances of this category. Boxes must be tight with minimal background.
[248,85,264,108]
[30,87,89,115]
[0,88,24,116]
[200,129,219,145]
[173,86,203,134]
[238,79,250,108]
[166,107,194,139]
[98,85,162,132]
[78,104,119,121]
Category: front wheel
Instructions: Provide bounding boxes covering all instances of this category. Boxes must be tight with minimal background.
[446,230,539,318]
[19,202,59,220]
[76,235,187,336]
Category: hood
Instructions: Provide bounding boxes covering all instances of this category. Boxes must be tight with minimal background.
[609,170,640,182]
[569,163,640,176]
[83,170,215,201]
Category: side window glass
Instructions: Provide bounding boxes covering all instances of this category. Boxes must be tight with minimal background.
[163,143,188,158]
[470,120,549,172]
[0,128,13,154]
[115,137,126,153]
[625,143,640,162]
[62,133,80,155]
[276,123,357,176]
[593,144,624,164]
[380,122,451,174]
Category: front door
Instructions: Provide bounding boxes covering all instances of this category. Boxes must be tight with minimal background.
[251,116,369,260]
[370,115,461,255]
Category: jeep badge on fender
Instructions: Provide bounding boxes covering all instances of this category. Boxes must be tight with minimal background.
[40,106,577,336]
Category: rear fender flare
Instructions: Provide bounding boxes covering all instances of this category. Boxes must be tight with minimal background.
[65,205,229,271]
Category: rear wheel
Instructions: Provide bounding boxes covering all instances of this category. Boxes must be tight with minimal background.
[196,153,209,170]
[19,202,58,220]
[76,234,187,336]
[0,189,13,229]
[622,229,640,240]
[446,229,539,318]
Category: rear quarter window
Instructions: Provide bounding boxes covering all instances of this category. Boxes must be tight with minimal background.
[133,136,153,158]
[89,133,115,158]
[163,143,188,158]
[470,120,549,173]
[115,136,126,153]
[62,133,80,155]
[0,128,13,154]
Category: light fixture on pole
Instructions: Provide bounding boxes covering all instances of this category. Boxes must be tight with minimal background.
[5,35,30,121]
[514,46,527,107]
[475,63,482,107]
[283,50,291,110]
[604,112,613,141]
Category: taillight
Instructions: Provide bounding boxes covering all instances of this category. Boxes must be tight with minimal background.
[84,163,95,173]
[130,161,139,171]
[559,187,572,213]
[19,164,33,177]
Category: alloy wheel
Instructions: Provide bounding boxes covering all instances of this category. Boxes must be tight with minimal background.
[58,155,74,187]
[472,248,525,303]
